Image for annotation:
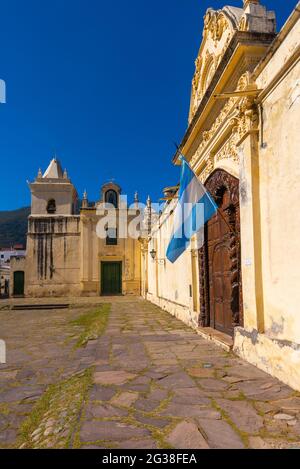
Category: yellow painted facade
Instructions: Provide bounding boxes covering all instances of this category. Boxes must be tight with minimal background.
[234,3,300,390]
[10,0,300,391]
[16,161,141,298]
[143,1,300,391]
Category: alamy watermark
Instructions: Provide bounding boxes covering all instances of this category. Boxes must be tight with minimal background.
[95,197,205,242]
[0,79,6,103]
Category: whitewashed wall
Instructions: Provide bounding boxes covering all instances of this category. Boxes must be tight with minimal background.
[146,198,200,328]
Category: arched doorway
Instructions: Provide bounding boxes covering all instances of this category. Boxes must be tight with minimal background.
[13,271,25,296]
[198,169,243,336]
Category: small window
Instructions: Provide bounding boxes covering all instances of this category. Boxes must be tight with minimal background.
[47,199,56,214]
[106,228,117,245]
[105,190,118,208]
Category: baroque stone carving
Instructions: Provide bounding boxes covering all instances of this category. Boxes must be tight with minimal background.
[204,10,229,44]
[192,57,202,101]
[205,169,240,206]
[238,15,249,32]
[215,134,239,164]
[190,71,259,178]
[237,98,259,143]
[190,8,237,121]
[198,169,243,330]
[189,0,275,121]
[199,158,214,184]
[237,71,252,91]
[190,98,237,168]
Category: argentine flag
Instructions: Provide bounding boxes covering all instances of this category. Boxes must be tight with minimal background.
[166,155,218,263]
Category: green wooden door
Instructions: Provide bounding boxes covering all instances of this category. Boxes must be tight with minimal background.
[13,271,24,296]
[101,262,122,295]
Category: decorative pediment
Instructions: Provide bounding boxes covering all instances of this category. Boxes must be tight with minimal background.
[203,7,242,43]
[189,2,275,123]
[189,6,244,122]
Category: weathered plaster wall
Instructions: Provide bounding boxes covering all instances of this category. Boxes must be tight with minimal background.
[25,216,81,297]
[234,327,300,391]
[31,183,76,216]
[80,210,141,296]
[144,2,300,391]
[234,10,300,391]
[145,199,199,329]
[257,36,300,345]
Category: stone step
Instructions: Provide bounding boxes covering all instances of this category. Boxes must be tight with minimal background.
[11,304,69,311]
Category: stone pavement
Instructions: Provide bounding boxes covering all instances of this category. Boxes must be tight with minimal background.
[1,297,300,449]
[78,299,300,449]
[0,303,99,448]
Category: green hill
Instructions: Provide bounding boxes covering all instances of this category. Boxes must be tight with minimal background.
[0,207,30,248]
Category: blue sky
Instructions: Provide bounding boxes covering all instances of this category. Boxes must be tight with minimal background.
[0,0,296,210]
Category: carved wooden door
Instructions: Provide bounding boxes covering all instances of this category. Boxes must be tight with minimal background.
[207,188,234,335]
[199,170,243,337]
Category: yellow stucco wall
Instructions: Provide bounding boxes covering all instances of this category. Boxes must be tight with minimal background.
[144,3,300,391]
[22,206,141,298]
[24,216,81,297]
[234,9,300,391]
[257,52,300,344]
[80,210,141,296]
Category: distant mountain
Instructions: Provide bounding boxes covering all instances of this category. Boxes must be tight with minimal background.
[0,207,30,248]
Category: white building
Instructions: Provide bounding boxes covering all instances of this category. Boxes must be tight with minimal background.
[0,247,26,265]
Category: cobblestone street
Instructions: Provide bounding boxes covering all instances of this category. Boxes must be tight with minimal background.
[1,297,300,449]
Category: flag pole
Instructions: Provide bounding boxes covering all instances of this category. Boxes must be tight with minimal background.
[216,206,236,235]
[173,142,236,235]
